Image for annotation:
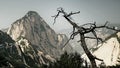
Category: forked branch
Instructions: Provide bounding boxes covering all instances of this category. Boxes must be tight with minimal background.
[53,7,120,68]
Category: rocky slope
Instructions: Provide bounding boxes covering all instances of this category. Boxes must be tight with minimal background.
[0,30,55,67]
[82,32,120,66]
[7,11,73,59]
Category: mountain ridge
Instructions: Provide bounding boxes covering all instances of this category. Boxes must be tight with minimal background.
[7,11,73,61]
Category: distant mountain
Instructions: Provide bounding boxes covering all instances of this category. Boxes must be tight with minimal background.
[82,32,120,66]
[5,11,73,66]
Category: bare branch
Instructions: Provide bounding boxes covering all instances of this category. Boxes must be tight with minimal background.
[104,21,109,26]
[105,26,120,32]
[85,36,103,42]
[92,30,99,45]
[67,11,80,17]
[95,25,120,32]
[62,31,79,49]
[94,56,103,61]
[62,38,71,49]
[52,11,60,25]
[53,8,120,68]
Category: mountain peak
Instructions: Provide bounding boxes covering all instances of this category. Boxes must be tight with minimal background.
[26,11,39,17]
[7,11,73,59]
[12,11,41,25]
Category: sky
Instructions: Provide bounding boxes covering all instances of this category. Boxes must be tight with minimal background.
[0,0,120,31]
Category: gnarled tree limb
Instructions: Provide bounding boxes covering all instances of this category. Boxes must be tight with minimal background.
[53,7,120,68]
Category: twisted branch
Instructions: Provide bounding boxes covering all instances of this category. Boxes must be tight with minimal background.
[53,7,120,68]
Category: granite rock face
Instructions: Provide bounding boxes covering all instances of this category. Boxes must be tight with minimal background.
[7,11,73,58]
[0,30,55,67]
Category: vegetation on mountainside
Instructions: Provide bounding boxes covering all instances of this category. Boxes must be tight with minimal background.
[41,52,86,68]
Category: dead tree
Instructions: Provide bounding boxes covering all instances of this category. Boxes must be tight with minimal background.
[53,7,120,68]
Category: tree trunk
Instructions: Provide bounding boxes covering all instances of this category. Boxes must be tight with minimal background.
[64,15,97,68]
[80,34,97,68]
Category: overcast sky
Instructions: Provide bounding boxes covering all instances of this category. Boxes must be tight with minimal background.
[0,0,120,31]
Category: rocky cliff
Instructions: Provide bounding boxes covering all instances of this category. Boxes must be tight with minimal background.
[0,30,55,67]
[7,11,73,58]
